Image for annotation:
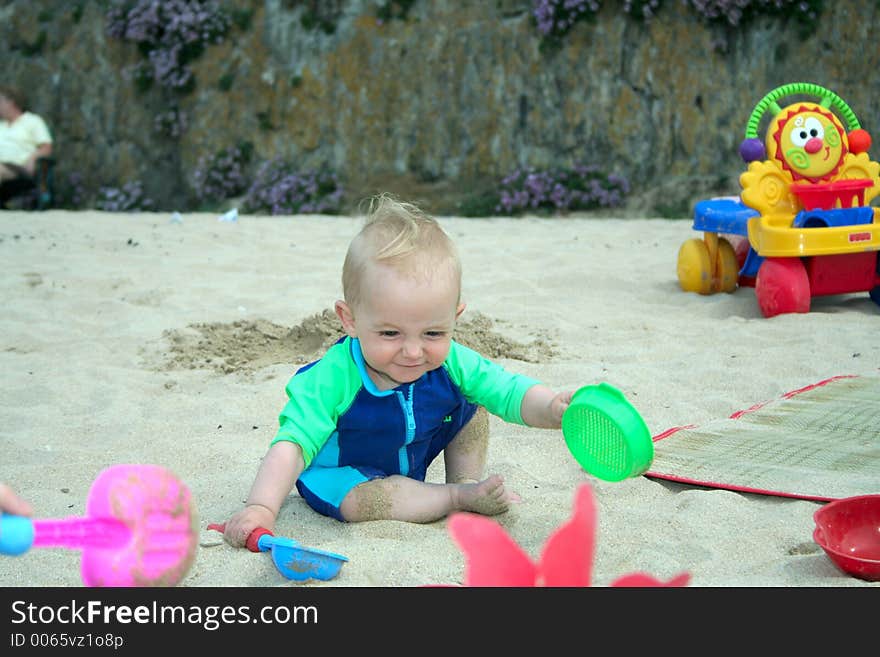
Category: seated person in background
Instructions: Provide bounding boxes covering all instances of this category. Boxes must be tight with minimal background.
[0,85,53,184]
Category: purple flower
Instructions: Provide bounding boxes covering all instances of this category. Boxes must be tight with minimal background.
[531,0,599,37]
[495,164,629,216]
[191,143,254,202]
[106,0,230,91]
[682,0,818,27]
[241,159,343,215]
[95,180,155,212]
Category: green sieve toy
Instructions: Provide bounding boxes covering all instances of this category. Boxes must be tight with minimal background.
[561,383,654,482]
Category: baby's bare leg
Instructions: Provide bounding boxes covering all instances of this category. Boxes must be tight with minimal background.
[0,163,20,183]
[444,405,489,484]
[339,474,514,523]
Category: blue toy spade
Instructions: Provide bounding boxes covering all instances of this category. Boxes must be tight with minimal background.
[208,524,347,582]
[246,528,348,581]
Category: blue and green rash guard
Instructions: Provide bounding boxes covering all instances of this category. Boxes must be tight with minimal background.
[271,336,539,521]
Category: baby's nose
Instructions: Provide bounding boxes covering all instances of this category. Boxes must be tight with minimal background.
[402,340,423,357]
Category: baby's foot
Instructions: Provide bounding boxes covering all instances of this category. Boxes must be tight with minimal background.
[453,474,521,516]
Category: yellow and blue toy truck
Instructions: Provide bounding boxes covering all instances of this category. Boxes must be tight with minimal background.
[677,82,880,318]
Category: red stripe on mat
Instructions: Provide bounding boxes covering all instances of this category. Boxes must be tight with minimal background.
[643,472,837,502]
[651,374,860,444]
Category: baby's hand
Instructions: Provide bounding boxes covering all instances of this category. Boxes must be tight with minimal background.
[0,483,33,516]
[223,504,276,548]
[550,390,575,426]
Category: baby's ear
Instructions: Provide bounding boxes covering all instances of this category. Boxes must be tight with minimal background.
[455,302,467,320]
[334,300,357,336]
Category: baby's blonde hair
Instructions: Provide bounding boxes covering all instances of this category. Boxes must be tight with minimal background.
[342,194,461,310]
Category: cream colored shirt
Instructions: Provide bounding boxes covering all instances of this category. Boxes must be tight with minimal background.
[0,112,52,166]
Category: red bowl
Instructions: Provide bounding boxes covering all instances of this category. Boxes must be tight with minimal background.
[813,495,880,582]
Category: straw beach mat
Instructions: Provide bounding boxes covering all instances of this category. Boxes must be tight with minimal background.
[647,373,880,501]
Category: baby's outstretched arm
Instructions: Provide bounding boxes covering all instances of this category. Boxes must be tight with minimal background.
[520,384,574,429]
[223,441,305,547]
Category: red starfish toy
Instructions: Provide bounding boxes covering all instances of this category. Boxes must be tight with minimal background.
[446,483,690,587]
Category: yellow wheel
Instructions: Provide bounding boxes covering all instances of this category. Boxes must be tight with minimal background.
[716,238,739,293]
[677,238,712,294]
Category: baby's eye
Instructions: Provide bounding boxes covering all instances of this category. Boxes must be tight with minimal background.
[425,331,446,338]
[379,330,399,338]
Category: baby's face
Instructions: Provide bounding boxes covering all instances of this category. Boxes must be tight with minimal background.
[352,263,461,390]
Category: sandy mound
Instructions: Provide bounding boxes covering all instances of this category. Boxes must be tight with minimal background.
[156,309,556,375]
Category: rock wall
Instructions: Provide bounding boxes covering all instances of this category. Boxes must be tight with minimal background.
[4,0,880,215]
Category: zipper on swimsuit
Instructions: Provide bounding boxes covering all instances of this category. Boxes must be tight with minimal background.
[395,384,417,475]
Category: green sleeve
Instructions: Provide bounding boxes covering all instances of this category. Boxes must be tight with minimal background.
[443,340,540,425]
[270,339,362,468]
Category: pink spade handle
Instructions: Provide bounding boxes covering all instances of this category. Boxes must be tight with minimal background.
[32,517,132,550]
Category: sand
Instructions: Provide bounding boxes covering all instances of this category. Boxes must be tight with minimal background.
[1,209,878,588]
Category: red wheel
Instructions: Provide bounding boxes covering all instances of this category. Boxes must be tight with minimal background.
[755,257,810,318]
[733,237,750,270]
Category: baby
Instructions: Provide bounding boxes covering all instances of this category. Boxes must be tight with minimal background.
[223,194,574,546]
